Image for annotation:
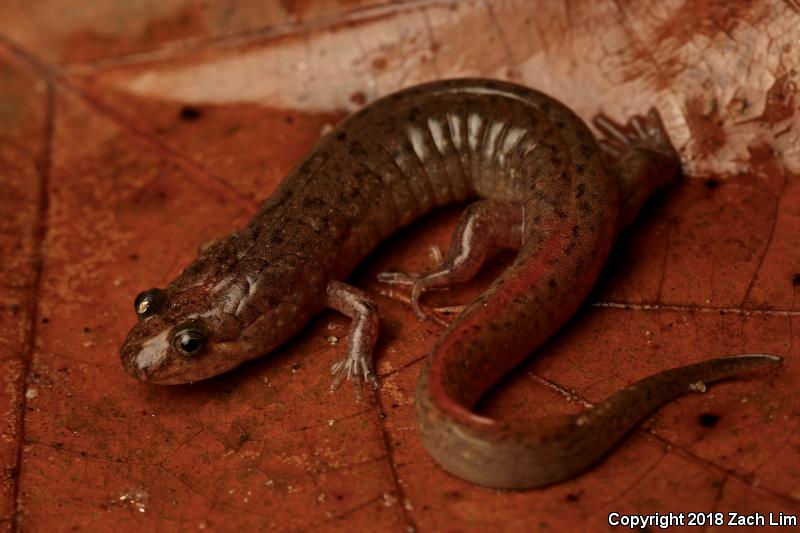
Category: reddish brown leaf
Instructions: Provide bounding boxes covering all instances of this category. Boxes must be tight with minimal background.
[1,1,799,531]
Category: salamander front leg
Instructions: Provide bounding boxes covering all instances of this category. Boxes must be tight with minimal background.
[378,200,524,320]
[326,280,380,398]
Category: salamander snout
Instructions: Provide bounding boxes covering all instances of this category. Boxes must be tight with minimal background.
[120,324,177,383]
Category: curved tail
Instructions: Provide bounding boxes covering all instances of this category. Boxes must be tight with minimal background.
[416,352,781,489]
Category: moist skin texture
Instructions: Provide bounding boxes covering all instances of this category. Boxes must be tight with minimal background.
[120,78,781,489]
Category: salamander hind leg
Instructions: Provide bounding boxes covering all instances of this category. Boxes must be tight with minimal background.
[377,200,524,320]
[593,108,677,159]
[592,109,682,228]
[326,280,380,399]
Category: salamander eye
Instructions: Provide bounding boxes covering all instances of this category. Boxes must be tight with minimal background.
[172,323,207,357]
[134,288,166,319]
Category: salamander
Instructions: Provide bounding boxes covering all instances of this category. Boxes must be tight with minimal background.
[120,78,781,489]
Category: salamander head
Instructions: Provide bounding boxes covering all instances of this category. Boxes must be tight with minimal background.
[120,282,255,384]
[120,248,309,385]
[120,215,325,385]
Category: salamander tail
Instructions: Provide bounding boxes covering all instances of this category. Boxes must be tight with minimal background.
[415,353,781,489]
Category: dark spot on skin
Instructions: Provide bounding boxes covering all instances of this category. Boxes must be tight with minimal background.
[284,115,294,124]
[791,273,800,286]
[349,142,366,156]
[565,493,580,502]
[698,413,720,428]
[548,278,557,289]
[350,91,367,105]
[129,253,139,261]
[83,326,91,333]
[41,317,49,324]
[302,196,326,208]
[178,105,202,121]
[9,304,19,315]
[705,178,720,189]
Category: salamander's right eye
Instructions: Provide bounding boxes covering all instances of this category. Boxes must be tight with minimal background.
[172,322,207,357]
[134,288,166,320]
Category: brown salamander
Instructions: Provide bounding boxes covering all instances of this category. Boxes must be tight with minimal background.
[120,78,781,489]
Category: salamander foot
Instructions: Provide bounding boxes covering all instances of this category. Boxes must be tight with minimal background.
[593,108,678,160]
[330,352,379,400]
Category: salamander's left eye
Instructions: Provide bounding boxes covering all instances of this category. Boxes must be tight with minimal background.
[134,288,166,319]
[172,323,207,357]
